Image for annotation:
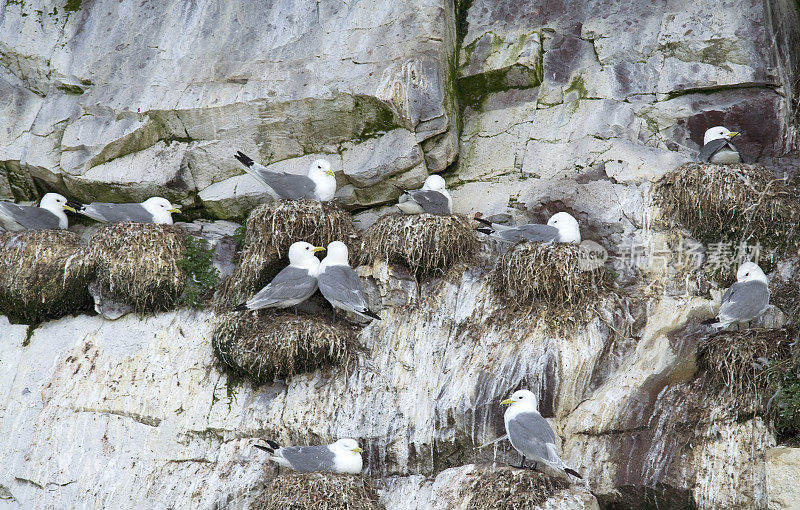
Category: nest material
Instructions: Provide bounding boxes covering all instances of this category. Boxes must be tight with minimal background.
[0,230,94,322]
[464,466,569,510]
[652,163,800,252]
[216,200,357,309]
[252,473,379,510]
[359,213,479,278]
[490,242,606,309]
[89,223,187,313]
[212,311,358,384]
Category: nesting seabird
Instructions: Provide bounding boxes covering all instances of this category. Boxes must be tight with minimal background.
[72,197,181,224]
[234,241,325,311]
[501,389,582,478]
[396,174,452,215]
[0,193,76,231]
[254,438,363,474]
[476,212,581,244]
[234,152,337,202]
[699,126,742,164]
[704,261,770,330]
[318,241,380,321]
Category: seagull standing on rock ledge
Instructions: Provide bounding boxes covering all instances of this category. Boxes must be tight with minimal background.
[317,241,381,322]
[395,174,452,215]
[699,126,742,164]
[234,151,337,202]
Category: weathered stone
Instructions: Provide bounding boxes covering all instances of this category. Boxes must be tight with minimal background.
[342,129,423,187]
[766,447,800,510]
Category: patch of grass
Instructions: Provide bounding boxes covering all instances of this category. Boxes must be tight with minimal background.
[177,235,219,308]
[359,213,479,278]
[464,466,569,510]
[253,472,379,510]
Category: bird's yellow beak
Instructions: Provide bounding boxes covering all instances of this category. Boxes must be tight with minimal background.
[728,132,740,138]
[353,447,363,453]
[168,208,182,214]
[500,399,515,405]
[63,205,77,213]
[326,170,335,176]
[313,246,326,252]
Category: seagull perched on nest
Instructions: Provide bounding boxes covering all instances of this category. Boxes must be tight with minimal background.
[234,151,337,202]
[476,212,581,244]
[395,174,452,215]
[0,193,76,231]
[318,241,381,321]
[699,126,741,164]
[254,438,363,474]
[703,261,770,330]
[234,241,326,311]
[501,389,582,479]
[70,197,181,224]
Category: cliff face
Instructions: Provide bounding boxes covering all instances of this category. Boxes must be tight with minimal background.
[1,0,800,509]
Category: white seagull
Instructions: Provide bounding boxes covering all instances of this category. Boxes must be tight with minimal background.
[699,126,741,164]
[234,152,337,202]
[72,196,181,224]
[476,212,581,244]
[704,261,770,330]
[254,438,363,474]
[234,241,325,311]
[396,174,452,215]
[501,389,582,478]
[0,193,76,231]
[318,241,381,321]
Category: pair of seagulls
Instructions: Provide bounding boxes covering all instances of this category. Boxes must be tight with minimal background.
[234,240,380,322]
[0,194,181,231]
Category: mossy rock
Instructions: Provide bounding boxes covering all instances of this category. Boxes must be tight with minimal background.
[212,311,358,384]
[463,466,570,510]
[252,472,379,510]
[0,230,94,322]
[215,200,357,309]
[89,223,187,313]
[359,213,479,278]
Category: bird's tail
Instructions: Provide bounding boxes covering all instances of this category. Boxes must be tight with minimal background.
[234,151,255,168]
[254,439,281,454]
[474,217,493,227]
[361,308,381,321]
[233,303,250,312]
[66,200,85,212]
[564,467,583,479]
[393,184,409,194]
[701,317,719,325]
[476,227,494,235]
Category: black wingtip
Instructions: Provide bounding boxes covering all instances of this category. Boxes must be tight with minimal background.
[234,151,254,168]
[474,217,493,227]
[393,184,409,194]
[65,200,84,211]
[233,303,249,312]
[253,444,274,454]
[265,439,281,449]
[363,309,381,320]
[564,468,583,479]
[476,227,494,235]
[701,317,719,325]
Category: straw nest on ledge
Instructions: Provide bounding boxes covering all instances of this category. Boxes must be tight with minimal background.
[212,311,359,384]
[0,230,94,322]
[252,472,379,510]
[216,200,357,309]
[359,213,479,278]
[463,466,570,510]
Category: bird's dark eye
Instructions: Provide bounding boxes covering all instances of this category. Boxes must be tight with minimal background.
[745,273,749,277]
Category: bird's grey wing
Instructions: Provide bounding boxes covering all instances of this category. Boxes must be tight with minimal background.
[318,266,369,311]
[499,224,559,243]
[0,202,60,230]
[718,280,770,321]
[698,139,730,163]
[79,203,154,223]
[248,266,318,307]
[278,445,336,472]
[406,190,451,215]
[507,412,559,463]
[247,165,317,199]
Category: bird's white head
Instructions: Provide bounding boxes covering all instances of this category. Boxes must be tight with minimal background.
[324,240,350,266]
[307,159,337,201]
[39,193,74,228]
[500,389,539,411]
[422,174,447,191]
[332,438,363,454]
[547,212,581,243]
[736,261,768,284]
[308,159,335,177]
[141,197,181,224]
[288,241,326,270]
[704,126,740,145]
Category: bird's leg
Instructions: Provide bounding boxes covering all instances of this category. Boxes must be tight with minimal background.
[532,461,538,471]
[332,308,336,323]
[516,454,526,469]
[293,306,298,316]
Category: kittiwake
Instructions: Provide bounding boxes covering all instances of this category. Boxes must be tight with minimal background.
[0,193,76,231]
[72,197,181,224]
[318,241,381,321]
[501,389,582,478]
[476,212,581,244]
[699,126,742,164]
[234,152,337,202]
[254,438,363,474]
[703,261,770,330]
[396,174,452,215]
[234,241,325,311]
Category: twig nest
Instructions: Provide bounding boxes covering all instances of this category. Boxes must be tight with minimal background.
[359,213,479,278]
[89,223,187,313]
[253,472,379,510]
[463,466,569,510]
[653,163,800,252]
[491,242,606,308]
[216,200,357,308]
[212,311,358,384]
[0,230,94,322]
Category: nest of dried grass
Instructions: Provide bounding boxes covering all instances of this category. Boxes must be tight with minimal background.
[359,213,479,278]
[252,473,379,510]
[464,466,569,510]
[212,311,358,384]
[216,200,357,309]
[490,243,606,309]
[0,230,94,322]
[89,223,187,313]
[652,163,800,252]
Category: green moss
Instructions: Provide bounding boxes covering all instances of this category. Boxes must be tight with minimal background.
[63,0,81,13]
[660,38,745,69]
[766,354,800,440]
[564,75,589,99]
[177,235,219,309]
